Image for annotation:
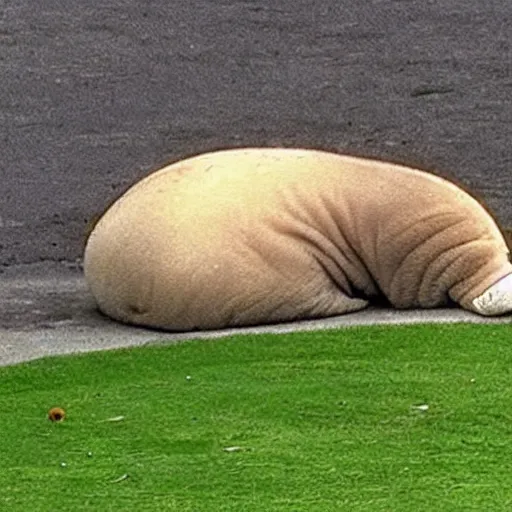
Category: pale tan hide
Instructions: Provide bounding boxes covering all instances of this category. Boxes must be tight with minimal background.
[84,148,512,330]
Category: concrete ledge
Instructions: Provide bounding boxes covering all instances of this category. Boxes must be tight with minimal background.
[0,262,510,366]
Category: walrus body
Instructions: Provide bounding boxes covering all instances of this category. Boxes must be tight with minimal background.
[84,148,512,330]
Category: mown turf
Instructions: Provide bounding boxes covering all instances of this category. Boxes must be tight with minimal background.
[1,323,511,511]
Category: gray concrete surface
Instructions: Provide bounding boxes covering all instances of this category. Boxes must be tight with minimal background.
[0,1,511,365]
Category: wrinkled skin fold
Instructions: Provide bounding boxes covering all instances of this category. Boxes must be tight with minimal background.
[84,148,512,330]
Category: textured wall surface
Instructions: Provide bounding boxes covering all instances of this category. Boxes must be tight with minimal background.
[1,0,511,266]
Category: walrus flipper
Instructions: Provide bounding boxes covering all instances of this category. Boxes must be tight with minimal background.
[471,273,512,316]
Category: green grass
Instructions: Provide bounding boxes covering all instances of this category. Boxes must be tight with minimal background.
[1,323,512,511]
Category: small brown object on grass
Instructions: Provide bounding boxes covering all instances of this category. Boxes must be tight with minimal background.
[48,407,66,422]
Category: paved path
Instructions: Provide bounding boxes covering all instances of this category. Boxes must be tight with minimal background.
[0,1,511,365]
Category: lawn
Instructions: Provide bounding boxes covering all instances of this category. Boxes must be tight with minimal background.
[1,323,511,511]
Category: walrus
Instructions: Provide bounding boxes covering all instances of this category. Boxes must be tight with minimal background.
[83,148,512,330]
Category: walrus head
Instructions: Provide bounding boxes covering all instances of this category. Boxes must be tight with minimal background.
[470,225,512,316]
